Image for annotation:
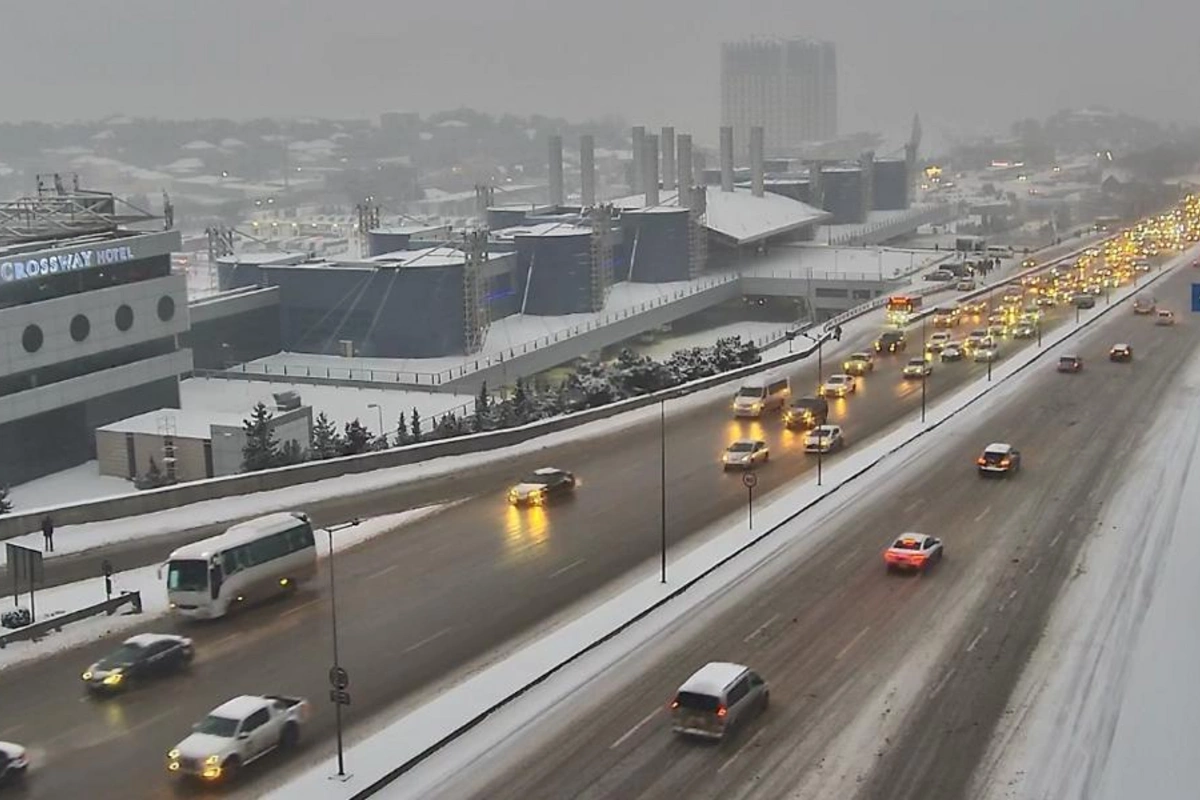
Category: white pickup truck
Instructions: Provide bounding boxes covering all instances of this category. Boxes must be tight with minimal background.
[167,694,310,783]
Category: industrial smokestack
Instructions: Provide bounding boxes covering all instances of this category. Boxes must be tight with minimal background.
[750,126,765,198]
[720,126,734,192]
[644,134,660,206]
[580,134,596,207]
[631,126,646,193]
[661,126,676,191]
[677,134,694,208]
[548,134,564,207]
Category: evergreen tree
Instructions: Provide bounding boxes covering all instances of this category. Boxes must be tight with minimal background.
[341,419,372,455]
[242,402,280,471]
[410,407,423,442]
[394,412,410,446]
[310,412,342,460]
[513,377,532,424]
[473,381,491,433]
[279,439,306,465]
[0,485,12,515]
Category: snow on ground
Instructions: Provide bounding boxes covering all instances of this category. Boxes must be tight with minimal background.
[0,506,446,673]
[7,462,135,511]
[974,320,1200,799]
[180,377,476,430]
[631,320,795,361]
[270,255,1174,800]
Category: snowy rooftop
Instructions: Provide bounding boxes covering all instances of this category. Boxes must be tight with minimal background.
[493,222,593,240]
[739,244,942,281]
[611,186,830,245]
[369,223,450,237]
[96,407,247,440]
[216,252,308,266]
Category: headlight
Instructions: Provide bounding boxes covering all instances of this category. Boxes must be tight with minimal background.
[103,671,124,686]
[168,749,181,759]
[82,671,93,681]
[206,755,221,765]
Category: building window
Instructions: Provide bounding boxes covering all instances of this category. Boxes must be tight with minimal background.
[70,313,91,342]
[851,289,872,300]
[157,295,176,321]
[115,304,134,331]
[22,324,43,353]
[814,287,848,298]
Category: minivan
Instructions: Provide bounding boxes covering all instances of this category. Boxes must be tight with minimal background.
[732,373,789,418]
[671,662,769,740]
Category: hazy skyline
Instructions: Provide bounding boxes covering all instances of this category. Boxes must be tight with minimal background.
[6,0,1200,146]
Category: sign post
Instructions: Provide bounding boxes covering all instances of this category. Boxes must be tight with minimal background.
[742,471,758,529]
[5,544,42,622]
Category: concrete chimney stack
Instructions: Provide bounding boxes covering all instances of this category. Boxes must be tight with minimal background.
[643,134,660,206]
[677,133,694,208]
[548,134,564,207]
[750,126,765,198]
[631,126,646,193]
[580,134,596,207]
[661,126,676,191]
[720,126,735,192]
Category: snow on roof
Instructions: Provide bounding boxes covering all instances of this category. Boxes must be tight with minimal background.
[96,408,248,440]
[124,633,186,648]
[984,442,1013,453]
[209,695,272,721]
[216,251,307,266]
[369,223,449,236]
[612,186,829,245]
[494,222,592,240]
[678,662,748,696]
[170,512,309,561]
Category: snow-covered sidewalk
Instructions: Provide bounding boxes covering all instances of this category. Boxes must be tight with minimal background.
[0,506,446,672]
[974,331,1200,800]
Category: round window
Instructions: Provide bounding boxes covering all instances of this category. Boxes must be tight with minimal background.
[157,295,176,321]
[22,324,43,353]
[70,314,91,342]
[115,304,134,331]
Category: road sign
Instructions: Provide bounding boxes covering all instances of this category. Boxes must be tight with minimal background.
[741,472,758,489]
[328,666,350,690]
[1191,283,1200,312]
[329,689,352,706]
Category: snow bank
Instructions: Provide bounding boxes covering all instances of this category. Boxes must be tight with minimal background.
[0,506,446,672]
[269,242,1185,800]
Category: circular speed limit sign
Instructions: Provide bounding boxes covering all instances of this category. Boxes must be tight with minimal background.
[741,472,758,489]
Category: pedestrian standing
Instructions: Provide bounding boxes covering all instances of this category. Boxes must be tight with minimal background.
[41,514,54,552]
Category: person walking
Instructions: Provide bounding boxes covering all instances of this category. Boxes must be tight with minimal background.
[41,514,54,552]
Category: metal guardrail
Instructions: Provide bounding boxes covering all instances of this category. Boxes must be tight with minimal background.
[0,591,143,649]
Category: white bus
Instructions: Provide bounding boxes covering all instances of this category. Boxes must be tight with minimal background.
[166,512,317,620]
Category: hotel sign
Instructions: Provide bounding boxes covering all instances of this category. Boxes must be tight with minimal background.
[0,230,180,286]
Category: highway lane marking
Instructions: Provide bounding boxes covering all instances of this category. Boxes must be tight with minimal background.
[366,562,404,581]
[549,558,586,579]
[929,667,957,699]
[903,498,922,513]
[967,626,989,653]
[403,627,453,654]
[610,708,661,750]
[1027,557,1043,575]
[1049,530,1064,548]
[743,613,782,643]
[281,598,319,618]
[973,505,992,522]
[833,548,861,572]
[718,727,766,774]
[998,589,1019,612]
[835,626,870,661]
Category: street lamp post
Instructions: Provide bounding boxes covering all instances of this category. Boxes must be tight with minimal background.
[325,519,362,781]
[920,316,928,423]
[660,399,667,584]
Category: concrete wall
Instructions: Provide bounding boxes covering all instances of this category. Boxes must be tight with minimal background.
[96,429,209,482]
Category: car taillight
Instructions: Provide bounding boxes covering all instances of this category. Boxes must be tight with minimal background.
[1000,458,1010,466]
[977,457,986,466]
[670,699,679,710]
[716,704,728,718]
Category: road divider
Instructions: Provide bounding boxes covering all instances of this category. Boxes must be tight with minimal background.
[271,239,1182,800]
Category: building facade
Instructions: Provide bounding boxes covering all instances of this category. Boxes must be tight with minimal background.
[721,38,838,154]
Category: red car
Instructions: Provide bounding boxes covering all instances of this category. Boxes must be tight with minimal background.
[1057,355,1083,373]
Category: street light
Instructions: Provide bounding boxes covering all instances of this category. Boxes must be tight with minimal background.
[324,518,362,781]
[920,316,928,423]
[366,403,383,438]
[660,399,667,584]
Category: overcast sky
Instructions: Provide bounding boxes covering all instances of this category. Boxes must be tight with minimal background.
[6,0,1200,145]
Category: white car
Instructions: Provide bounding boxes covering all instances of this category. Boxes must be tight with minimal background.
[926,331,953,353]
[804,425,845,454]
[0,741,28,785]
[974,345,999,363]
[722,439,769,470]
[819,374,856,398]
[1156,309,1175,326]
[843,352,875,375]
[884,533,944,573]
[168,695,310,783]
[941,343,965,362]
[902,357,933,378]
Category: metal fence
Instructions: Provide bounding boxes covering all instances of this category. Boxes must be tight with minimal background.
[0,591,143,649]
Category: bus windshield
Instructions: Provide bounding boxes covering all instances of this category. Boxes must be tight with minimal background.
[167,559,209,592]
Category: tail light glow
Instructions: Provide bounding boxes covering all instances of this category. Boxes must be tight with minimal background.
[716,704,728,719]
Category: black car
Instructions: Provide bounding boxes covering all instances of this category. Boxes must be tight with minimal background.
[874,331,907,353]
[1109,344,1133,362]
[508,468,577,506]
[783,396,829,429]
[82,633,194,694]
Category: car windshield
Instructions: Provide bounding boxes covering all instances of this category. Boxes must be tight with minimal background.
[675,691,721,712]
[892,539,922,551]
[908,359,923,366]
[983,451,1008,463]
[1060,357,1077,364]
[812,427,834,436]
[96,643,143,669]
[166,560,208,593]
[521,473,555,485]
[850,354,868,361]
[194,715,240,738]
[728,442,754,453]
[828,376,845,384]
[737,387,765,398]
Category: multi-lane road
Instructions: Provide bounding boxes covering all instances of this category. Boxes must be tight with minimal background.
[0,239,1113,799]
[449,261,1196,800]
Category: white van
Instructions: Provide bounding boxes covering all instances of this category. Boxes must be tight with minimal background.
[732,372,790,418]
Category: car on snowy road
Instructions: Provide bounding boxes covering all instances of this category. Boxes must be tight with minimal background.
[82,633,194,695]
[508,468,577,506]
[884,533,943,573]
